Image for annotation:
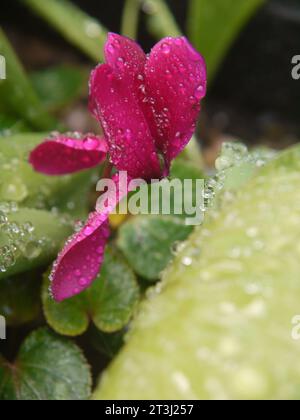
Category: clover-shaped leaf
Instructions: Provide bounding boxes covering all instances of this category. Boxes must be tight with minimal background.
[42,246,140,336]
[117,216,193,281]
[0,328,92,400]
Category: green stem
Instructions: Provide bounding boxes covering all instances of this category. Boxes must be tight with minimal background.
[121,0,141,39]
[0,28,57,131]
[20,0,108,62]
[140,0,182,38]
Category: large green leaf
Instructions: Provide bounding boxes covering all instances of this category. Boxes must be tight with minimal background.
[21,0,107,62]
[118,216,193,281]
[42,247,140,336]
[0,328,91,400]
[187,0,265,81]
[0,133,96,216]
[0,29,57,130]
[0,207,73,279]
[95,145,300,400]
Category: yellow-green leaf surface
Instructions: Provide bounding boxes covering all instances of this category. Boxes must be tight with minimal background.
[95,145,300,400]
[42,247,140,336]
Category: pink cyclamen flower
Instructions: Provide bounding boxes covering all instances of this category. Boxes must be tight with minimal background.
[29,33,207,302]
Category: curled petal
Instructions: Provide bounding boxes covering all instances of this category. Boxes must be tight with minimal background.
[89,64,161,180]
[50,173,131,302]
[144,37,207,170]
[29,134,108,175]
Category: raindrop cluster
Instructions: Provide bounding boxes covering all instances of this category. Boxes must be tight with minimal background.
[0,203,46,273]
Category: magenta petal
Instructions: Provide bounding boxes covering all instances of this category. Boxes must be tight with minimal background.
[104,33,146,83]
[50,173,131,302]
[89,64,161,180]
[144,37,207,169]
[29,134,108,175]
[50,213,110,302]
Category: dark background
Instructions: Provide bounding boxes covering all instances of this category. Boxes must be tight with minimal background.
[1,0,300,150]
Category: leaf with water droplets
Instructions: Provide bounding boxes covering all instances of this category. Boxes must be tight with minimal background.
[0,207,73,279]
[42,246,140,336]
[0,328,92,400]
[117,216,193,281]
[94,144,300,399]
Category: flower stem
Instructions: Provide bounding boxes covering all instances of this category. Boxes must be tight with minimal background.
[140,0,182,39]
[121,0,141,39]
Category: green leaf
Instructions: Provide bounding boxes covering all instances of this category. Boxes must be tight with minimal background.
[170,156,205,181]
[94,144,300,400]
[0,133,96,216]
[117,216,193,281]
[0,114,29,136]
[0,328,91,400]
[121,0,141,39]
[21,0,108,62]
[0,207,73,279]
[0,271,41,325]
[31,65,87,112]
[89,326,125,359]
[187,0,265,81]
[0,29,57,130]
[42,246,140,336]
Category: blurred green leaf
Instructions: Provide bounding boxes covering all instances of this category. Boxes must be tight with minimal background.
[0,328,91,400]
[0,115,29,136]
[0,133,97,217]
[0,28,57,130]
[21,0,107,62]
[31,65,87,112]
[42,246,140,336]
[187,0,265,81]
[118,216,193,281]
[0,271,41,326]
[170,156,205,181]
[0,207,73,279]
[95,144,300,400]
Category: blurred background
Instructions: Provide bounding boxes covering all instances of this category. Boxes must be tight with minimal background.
[1,0,299,166]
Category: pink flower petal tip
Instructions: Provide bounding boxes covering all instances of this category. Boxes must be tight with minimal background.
[29,133,108,175]
[89,34,207,176]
